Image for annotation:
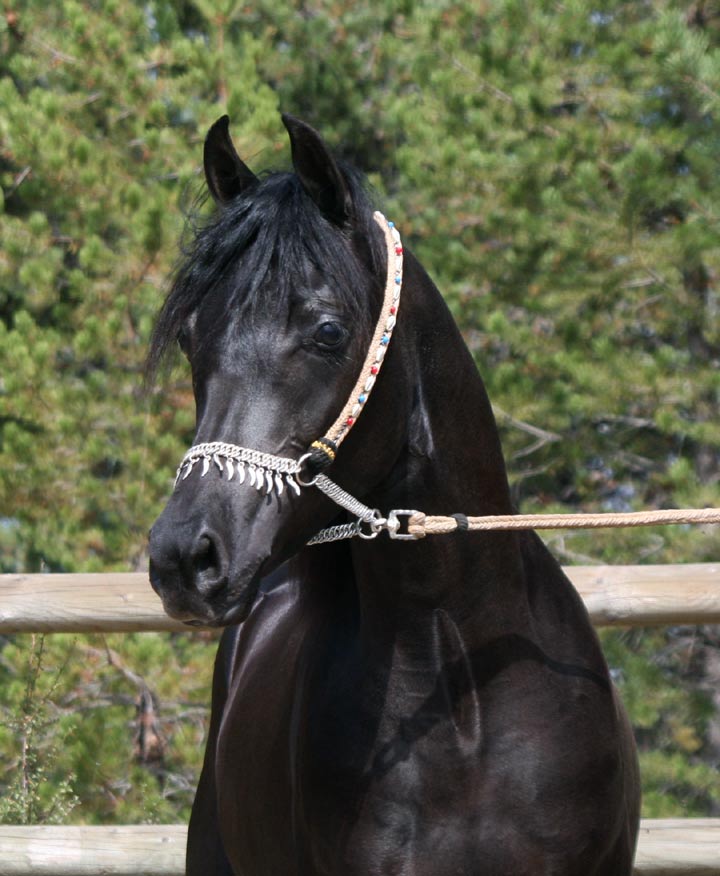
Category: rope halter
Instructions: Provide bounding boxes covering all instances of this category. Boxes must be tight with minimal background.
[174,211,409,543]
[171,210,720,543]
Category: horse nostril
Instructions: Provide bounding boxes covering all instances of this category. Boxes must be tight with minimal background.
[149,517,228,602]
[190,533,227,597]
[192,534,217,575]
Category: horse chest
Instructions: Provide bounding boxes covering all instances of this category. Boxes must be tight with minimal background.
[212,599,493,867]
[212,592,597,874]
[215,684,487,874]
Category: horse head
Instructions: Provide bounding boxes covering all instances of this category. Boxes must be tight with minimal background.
[147,115,410,626]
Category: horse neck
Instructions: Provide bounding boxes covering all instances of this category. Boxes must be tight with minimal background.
[348,254,532,653]
[393,252,513,515]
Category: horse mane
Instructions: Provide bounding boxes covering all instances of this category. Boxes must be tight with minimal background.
[146,164,385,380]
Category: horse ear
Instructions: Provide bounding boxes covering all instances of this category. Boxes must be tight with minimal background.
[282,113,352,225]
[203,115,258,206]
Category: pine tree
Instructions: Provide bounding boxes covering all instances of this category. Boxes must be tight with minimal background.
[2,0,719,824]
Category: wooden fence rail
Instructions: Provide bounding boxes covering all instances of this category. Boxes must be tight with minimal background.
[1,564,719,633]
[1,566,719,875]
[0,820,719,876]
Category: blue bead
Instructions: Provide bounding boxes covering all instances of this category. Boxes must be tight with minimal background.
[381,335,390,345]
[358,394,366,403]
[388,221,395,228]
[395,277,401,284]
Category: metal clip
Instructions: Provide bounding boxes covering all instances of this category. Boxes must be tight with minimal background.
[357,510,386,540]
[386,509,422,540]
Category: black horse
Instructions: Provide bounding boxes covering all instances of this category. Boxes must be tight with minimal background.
[148,114,640,876]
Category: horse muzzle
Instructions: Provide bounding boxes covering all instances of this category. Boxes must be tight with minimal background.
[148,502,268,627]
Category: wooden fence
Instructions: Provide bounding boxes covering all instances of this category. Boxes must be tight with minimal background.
[0,565,719,875]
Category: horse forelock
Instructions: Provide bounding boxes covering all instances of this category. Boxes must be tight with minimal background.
[146,166,386,381]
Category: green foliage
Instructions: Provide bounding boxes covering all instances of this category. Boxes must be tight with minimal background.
[0,636,79,824]
[640,749,720,817]
[0,631,213,825]
[602,627,720,816]
[1,0,719,826]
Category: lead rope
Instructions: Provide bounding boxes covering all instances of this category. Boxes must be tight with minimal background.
[408,507,720,536]
[310,496,720,544]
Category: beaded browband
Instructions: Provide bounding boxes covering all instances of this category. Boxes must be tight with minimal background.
[175,211,403,511]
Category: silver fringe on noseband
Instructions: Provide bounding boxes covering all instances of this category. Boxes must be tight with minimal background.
[176,442,302,497]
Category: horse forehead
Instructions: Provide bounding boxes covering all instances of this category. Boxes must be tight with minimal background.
[198,276,346,344]
[211,318,297,375]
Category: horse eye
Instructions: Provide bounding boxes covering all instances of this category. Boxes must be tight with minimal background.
[314,321,345,348]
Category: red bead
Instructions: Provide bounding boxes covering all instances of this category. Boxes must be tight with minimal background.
[346,417,355,426]
[395,246,403,254]
[390,305,397,315]
[371,365,379,375]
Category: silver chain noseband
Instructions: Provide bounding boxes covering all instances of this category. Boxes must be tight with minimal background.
[176,442,302,497]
